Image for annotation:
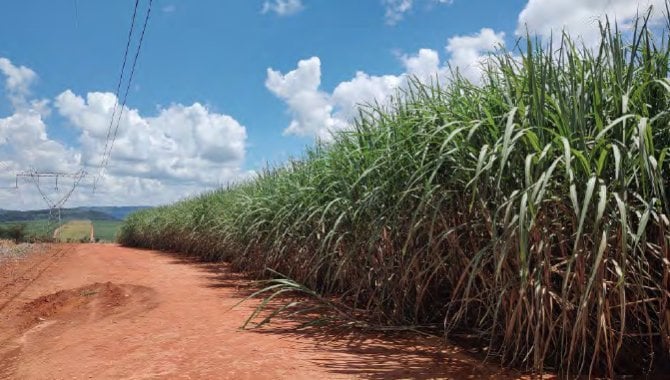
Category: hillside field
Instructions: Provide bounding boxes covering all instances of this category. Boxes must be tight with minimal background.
[91,220,123,242]
[0,220,54,240]
[55,220,93,242]
[0,219,123,242]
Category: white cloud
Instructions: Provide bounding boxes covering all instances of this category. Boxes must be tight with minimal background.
[162,4,176,13]
[261,0,304,16]
[446,28,505,82]
[383,0,454,25]
[54,91,247,186]
[331,71,404,122]
[401,48,444,82]
[0,57,39,110]
[0,58,36,97]
[0,112,77,172]
[267,28,504,139]
[0,57,250,209]
[383,0,414,25]
[266,57,346,140]
[517,0,665,44]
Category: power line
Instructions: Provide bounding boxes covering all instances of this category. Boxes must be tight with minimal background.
[94,0,152,191]
[94,0,141,191]
[73,0,80,28]
[2,4,141,216]
[106,0,153,161]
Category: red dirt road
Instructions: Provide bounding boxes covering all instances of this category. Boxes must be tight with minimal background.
[0,244,531,379]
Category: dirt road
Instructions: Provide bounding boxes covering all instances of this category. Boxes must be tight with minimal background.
[0,244,530,379]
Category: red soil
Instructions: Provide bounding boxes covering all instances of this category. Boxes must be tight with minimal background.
[0,244,547,379]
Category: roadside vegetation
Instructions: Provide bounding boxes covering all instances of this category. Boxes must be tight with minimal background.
[0,239,36,263]
[120,15,670,377]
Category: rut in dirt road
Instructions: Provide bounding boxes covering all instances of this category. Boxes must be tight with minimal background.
[0,244,532,379]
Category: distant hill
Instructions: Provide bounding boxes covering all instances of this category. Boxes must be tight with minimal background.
[0,206,151,223]
[71,206,152,220]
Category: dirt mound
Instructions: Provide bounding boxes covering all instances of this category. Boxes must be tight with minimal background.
[19,282,158,329]
[1,281,159,378]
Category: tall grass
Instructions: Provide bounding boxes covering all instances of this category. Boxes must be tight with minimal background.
[120,14,670,376]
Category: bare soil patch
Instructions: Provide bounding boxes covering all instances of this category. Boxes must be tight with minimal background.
[0,244,546,379]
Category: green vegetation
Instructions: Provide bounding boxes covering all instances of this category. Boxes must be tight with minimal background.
[0,219,122,243]
[0,206,147,223]
[0,223,27,242]
[56,220,93,242]
[0,220,55,241]
[120,15,670,377]
[92,220,122,242]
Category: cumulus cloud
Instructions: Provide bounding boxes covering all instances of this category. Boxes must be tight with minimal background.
[267,28,504,140]
[0,57,250,209]
[261,0,304,16]
[0,61,76,188]
[331,71,404,122]
[517,0,665,44]
[54,90,246,180]
[447,28,505,81]
[401,49,443,81]
[0,57,42,110]
[266,57,347,140]
[0,58,36,98]
[54,91,247,186]
[0,111,77,173]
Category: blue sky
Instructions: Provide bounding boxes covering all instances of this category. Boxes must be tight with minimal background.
[0,0,664,208]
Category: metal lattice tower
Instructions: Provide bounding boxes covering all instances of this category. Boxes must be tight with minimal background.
[15,169,87,230]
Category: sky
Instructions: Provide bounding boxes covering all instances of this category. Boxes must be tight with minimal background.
[0,0,666,209]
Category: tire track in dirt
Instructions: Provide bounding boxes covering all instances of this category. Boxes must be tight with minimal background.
[0,244,544,379]
[0,245,67,313]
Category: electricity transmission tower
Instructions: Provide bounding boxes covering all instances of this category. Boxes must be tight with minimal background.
[15,169,87,233]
